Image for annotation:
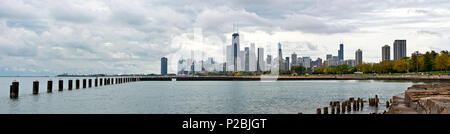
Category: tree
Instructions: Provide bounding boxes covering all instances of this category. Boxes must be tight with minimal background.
[423,52,434,72]
[393,59,408,73]
[410,51,420,73]
[435,52,449,72]
[291,65,306,75]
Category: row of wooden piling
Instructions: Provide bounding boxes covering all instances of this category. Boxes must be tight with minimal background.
[9,77,140,99]
[316,96,376,114]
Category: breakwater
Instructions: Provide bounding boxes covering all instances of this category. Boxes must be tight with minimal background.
[174,75,450,81]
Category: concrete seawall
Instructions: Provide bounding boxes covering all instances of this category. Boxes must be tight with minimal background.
[172,75,450,81]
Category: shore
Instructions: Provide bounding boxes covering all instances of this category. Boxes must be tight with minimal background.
[387,83,450,114]
[138,75,450,81]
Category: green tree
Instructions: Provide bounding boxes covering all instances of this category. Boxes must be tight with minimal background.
[291,65,306,75]
[423,52,434,72]
[435,52,449,72]
[393,59,408,73]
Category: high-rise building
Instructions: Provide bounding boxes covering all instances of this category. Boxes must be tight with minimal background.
[326,54,332,60]
[245,47,250,72]
[355,49,363,65]
[302,57,311,69]
[278,42,283,70]
[393,40,406,60]
[314,58,322,67]
[161,57,168,75]
[291,53,297,65]
[250,43,257,71]
[232,33,240,72]
[285,57,290,71]
[382,45,390,61]
[338,43,344,61]
[257,48,264,72]
[267,55,272,65]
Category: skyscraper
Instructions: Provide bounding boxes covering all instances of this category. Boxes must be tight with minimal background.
[244,47,250,72]
[291,53,297,65]
[355,49,363,65]
[285,57,290,71]
[338,43,344,61]
[250,43,256,71]
[278,42,283,70]
[382,45,390,61]
[393,40,406,60]
[161,57,168,75]
[257,48,264,72]
[326,54,332,60]
[302,57,311,69]
[232,33,240,72]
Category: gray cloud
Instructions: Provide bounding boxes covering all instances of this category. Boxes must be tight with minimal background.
[0,0,449,75]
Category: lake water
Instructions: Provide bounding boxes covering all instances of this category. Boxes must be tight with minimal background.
[0,77,434,114]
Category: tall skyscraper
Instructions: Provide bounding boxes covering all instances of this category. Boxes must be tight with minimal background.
[257,48,264,72]
[161,57,168,75]
[382,45,390,61]
[278,42,283,70]
[338,43,344,61]
[302,57,311,69]
[285,57,290,71]
[244,47,250,71]
[355,49,363,65]
[232,33,240,72]
[393,40,406,60]
[250,43,256,71]
[291,53,297,65]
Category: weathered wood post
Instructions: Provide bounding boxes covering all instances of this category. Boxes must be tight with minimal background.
[10,81,19,99]
[347,101,351,112]
[353,100,357,111]
[95,78,98,87]
[331,105,335,114]
[33,80,39,94]
[76,79,80,89]
[375,95,379,107]
[336,102,341,114]
[316,108,321,114]
[58,80,63,91]
[386,101,390,108]
[323,107,328,114]
[47,80,53,93]
[356,98,360,111]
[88,79,92,88]
[82,79,86,88]
[341,102,346,114]
[68,80,73,90]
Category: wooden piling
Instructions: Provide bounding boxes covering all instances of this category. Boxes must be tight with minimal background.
[68,80,73,90]
[76,79,80,89]
[375,95,379,107]
[316,108,321,114]
[341,102,346,114]
[10,81,19,99]
[95,78,98,87]
[82,79,86,88]
[100,78,103,86]
[58,80,63,91]
[336,102,341,114]
[347,101,351,112]
[47,80,52,93]
[33,80,39,94]
[331,105,335,114]
[360,99,364,110]
[386,101,390,108]
[88,79,92,88]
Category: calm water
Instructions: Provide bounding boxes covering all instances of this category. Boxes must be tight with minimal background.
[0,77,432,114]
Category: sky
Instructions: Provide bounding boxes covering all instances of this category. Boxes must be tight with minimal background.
[0,0,449,75]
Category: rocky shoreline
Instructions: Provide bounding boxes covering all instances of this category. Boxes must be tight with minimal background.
[387,84,450,114]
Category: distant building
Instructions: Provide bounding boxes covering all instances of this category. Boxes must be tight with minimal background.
[257,48,264,72]
[232,33,240,72]
[355,49,363,65]
[326,54,332,60]
[291,53,297,65]
[314,58,322,67]
[338,43,344,61]
[344,59,356,67]
[285,57,290,71]
[245,47,250,71]
[278,42,283,71]
[302,57,311,69]
[161,57,168,75]
[382,45,390,61]
[267,55,272,65]
[393,40,406,60]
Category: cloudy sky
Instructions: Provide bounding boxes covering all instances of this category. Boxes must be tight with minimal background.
[0,0,449,75]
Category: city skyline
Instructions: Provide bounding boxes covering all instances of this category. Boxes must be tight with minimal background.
[1,0,450,75]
